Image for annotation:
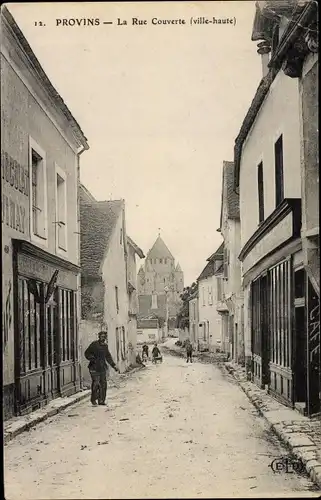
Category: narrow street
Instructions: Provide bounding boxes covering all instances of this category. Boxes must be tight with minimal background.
[4,348,319,499]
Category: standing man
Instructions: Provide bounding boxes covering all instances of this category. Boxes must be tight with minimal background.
[84,330,119,406]
[186,339,193,363]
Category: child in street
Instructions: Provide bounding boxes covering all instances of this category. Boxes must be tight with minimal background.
[152,342,161,363]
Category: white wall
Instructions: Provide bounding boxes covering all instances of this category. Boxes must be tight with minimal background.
[127,244,140,365]
[79,319,101,385]
[198,275,222,351]
[240,71,302,249]
[102,210,129,373]
[137,328,161,345]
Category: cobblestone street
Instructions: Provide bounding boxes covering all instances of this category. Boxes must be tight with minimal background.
[4,349,320,499]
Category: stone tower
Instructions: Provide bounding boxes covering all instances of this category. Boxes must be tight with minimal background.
[137,236,184,320]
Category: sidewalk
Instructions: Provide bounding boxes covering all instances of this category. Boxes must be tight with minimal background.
[4,365,145,445]
[163,340,321,489]
[224,362,321,488]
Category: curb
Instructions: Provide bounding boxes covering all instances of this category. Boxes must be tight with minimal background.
[4,390,91,445]
[224,363,321,490]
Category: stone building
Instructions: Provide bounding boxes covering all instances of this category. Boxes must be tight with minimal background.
[198,244,225,353]
[79,186,144,379]
[137,235,184,329]
[1,6,89,419]
[217,161,244,365]
[235,0,319,416]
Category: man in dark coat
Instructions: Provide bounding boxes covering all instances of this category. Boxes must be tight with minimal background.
[84,330,119,406]
[186,339,193,363]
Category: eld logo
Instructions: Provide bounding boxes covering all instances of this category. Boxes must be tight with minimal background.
[269,457,304,474]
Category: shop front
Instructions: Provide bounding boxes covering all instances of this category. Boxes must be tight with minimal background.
[12,239,81,416]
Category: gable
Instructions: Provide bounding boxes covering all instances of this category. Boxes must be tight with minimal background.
[80,200,123,278]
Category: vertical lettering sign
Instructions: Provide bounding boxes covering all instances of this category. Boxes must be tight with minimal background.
[1,150,29,234]
[307,279,320,414]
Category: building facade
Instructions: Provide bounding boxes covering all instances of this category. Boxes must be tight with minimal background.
[197,246,224,353]
[1,7,89,419]
[79,189,144,379]
[217,161,244,364]
[235,0,319,415]
[189,290,199,348]
[137,318,162,345]
[137,235,184,328]
[127,236,145,366]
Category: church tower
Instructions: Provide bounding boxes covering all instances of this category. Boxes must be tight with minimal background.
[137,235,184,322]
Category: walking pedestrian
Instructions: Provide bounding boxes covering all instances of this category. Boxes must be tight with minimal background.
[186,339,193,363]
[84,330,120,406]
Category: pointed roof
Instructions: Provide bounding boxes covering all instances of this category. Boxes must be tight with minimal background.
[146,236,174,260]
[175,262,182,272]
[80,199,124,278]
[79,183,97,204]
[207,242,224,262]
[197,261,215,282]
[1,7,89,151]
[127,236,145,259]
[219,161,240,229]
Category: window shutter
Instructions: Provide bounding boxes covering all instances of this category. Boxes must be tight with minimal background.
[223,249,228,279]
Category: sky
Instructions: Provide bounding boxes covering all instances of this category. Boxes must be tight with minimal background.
[7,1,262,285]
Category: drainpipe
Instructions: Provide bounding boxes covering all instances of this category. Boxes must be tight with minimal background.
[76,145,87,390]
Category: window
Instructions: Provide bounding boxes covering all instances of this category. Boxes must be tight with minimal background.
[116,327,120,361]
[160,259,163,264]
[208,286,213,305]
[115,286,119,313]
[217,277,223,301]
[202,287,205,306]
[55,167,67,251]
[164,259,167,264]
[223,248,229,280]
[121,326,126,360]
[152,294,158,309]
[275,135,284,207]
[257,161,264,224]
[120,228,123,245]
[30,138,47,240]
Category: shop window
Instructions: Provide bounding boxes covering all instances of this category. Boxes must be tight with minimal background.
[294,269,305,299]
[58,288,75,362]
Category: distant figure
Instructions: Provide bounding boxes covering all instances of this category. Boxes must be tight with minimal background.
[152,342,161,363]
[142,343,149,361]
[186,340,193,363]
[84,330,120,406]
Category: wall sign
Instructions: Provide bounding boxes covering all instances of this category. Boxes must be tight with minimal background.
[307,278,320,414]
[1,150,29,234]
